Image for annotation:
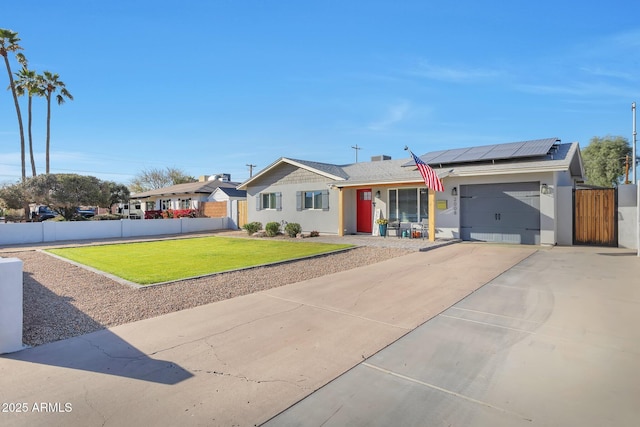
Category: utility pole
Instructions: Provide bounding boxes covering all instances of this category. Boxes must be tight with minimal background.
[351,144,362,163]
[246,164,256,178]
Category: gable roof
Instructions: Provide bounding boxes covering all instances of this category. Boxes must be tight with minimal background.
[214,187,247,198]
[132,179,240,199]
[238,157,349,190]
[238,138,585,190]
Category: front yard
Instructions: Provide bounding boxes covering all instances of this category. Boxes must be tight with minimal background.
[47,236,353,285]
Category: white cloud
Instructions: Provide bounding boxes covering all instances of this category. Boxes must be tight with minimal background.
[368,101,412,131]
[410,61,503,83]
[580,66,635,81]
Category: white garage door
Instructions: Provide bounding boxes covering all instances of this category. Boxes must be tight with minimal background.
[460,182,540,244]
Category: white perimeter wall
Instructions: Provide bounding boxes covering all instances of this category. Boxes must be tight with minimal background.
[0,217,229,247]
[618,184,638,249]
[0,257,23,354]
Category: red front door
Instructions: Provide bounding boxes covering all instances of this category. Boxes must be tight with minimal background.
[357,189,372,233]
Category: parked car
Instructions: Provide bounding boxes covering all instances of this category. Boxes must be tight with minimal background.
[75,208,95,219]
[32,205,57,222]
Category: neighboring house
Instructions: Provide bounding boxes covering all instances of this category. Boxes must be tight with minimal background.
[132,174,244,216]
[209,187,248,229]
[238,137,585,245]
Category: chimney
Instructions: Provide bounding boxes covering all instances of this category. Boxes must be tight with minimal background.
[371,155,392,162]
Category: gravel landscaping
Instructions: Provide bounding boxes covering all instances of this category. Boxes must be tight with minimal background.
[6,243,411,347]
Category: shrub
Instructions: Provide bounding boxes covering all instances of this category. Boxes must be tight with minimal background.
[242,221,262,235]
[265,221,280,237]
[310,230,320,237]
[284,222,302,237]
[94,214,123,221]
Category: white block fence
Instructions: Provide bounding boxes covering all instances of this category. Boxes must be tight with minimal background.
[0,217,230,247]
[0,258,23,354]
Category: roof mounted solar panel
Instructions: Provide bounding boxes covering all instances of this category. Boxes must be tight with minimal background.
[454,145,503,162]
[412,137,560,166]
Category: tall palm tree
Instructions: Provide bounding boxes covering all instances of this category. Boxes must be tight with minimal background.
[39,70,73,174]
[0,28,26,181]
[15,65,41,177]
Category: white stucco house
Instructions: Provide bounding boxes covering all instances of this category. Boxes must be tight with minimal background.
[132,174,245,217]
[238,137,586,245]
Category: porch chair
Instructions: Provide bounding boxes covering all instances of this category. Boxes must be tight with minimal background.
[399,222,412,238]
[412,219,429,239]
[388,221,401,238]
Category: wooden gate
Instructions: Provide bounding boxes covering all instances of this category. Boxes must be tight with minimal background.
[238,200,247,228]
[573,188,617,246]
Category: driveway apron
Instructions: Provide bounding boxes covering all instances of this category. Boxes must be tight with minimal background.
[0,243,533,426]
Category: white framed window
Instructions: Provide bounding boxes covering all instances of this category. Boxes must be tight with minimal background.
[388,188,428,222]
[256,192,282,210]
[297,190,329,211]
[160,199,172,210]
[179,198,191,209]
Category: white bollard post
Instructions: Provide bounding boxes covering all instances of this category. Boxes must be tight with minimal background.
[0,258,24,354]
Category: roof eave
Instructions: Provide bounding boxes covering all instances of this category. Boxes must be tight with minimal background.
[238,157,346,189]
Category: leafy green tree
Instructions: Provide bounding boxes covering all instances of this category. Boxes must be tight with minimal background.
[39,71,73,174]
[15,63,42,177]
[0,28,26,180]
[0,174,128,220]
[582,136,633,187]
[102,181,131,208]
[130,167,196,193]
[0,180,27,210]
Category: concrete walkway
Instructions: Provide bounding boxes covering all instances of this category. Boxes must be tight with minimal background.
[1,244,639,426]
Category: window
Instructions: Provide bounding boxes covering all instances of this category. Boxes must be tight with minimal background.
[160,199,172,210]
[304,191,323,209]
[388,188,428,222]
[257,192,282,210]
[145,201,154,211]
[179,198,191,209]
[297,190,329,211]
[262,193,276,209]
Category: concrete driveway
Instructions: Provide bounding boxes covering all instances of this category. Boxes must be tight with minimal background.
[266,246,640,426]
[1,243,638,426]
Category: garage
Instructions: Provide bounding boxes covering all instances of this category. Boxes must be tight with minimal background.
[460,182,541,244]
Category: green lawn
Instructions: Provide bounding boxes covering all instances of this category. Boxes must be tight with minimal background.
[47,236,353,285]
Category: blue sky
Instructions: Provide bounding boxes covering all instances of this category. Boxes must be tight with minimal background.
[1,0,639,185]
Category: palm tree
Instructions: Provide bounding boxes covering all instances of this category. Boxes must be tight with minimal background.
[0,28,26,181]
[15,65,41,177]
[39,71,73,174]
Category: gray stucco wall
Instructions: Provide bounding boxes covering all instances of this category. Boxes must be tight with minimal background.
[618,184,638,249]
[246,165,340,234]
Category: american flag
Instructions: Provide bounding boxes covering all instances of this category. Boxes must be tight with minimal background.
[409,150,444,192]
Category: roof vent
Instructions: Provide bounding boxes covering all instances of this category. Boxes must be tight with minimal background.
[371,155,392,162]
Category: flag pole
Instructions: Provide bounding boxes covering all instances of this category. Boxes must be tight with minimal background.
[405,145,438,242]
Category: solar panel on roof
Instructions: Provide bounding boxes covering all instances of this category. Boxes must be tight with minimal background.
[454,145,500,162]
[513,138,558,157]
[417,138,559,166]
[427,147,470,164]
[479,142,526,160]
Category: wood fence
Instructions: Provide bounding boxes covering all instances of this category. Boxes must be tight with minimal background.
[573,188,617,246]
